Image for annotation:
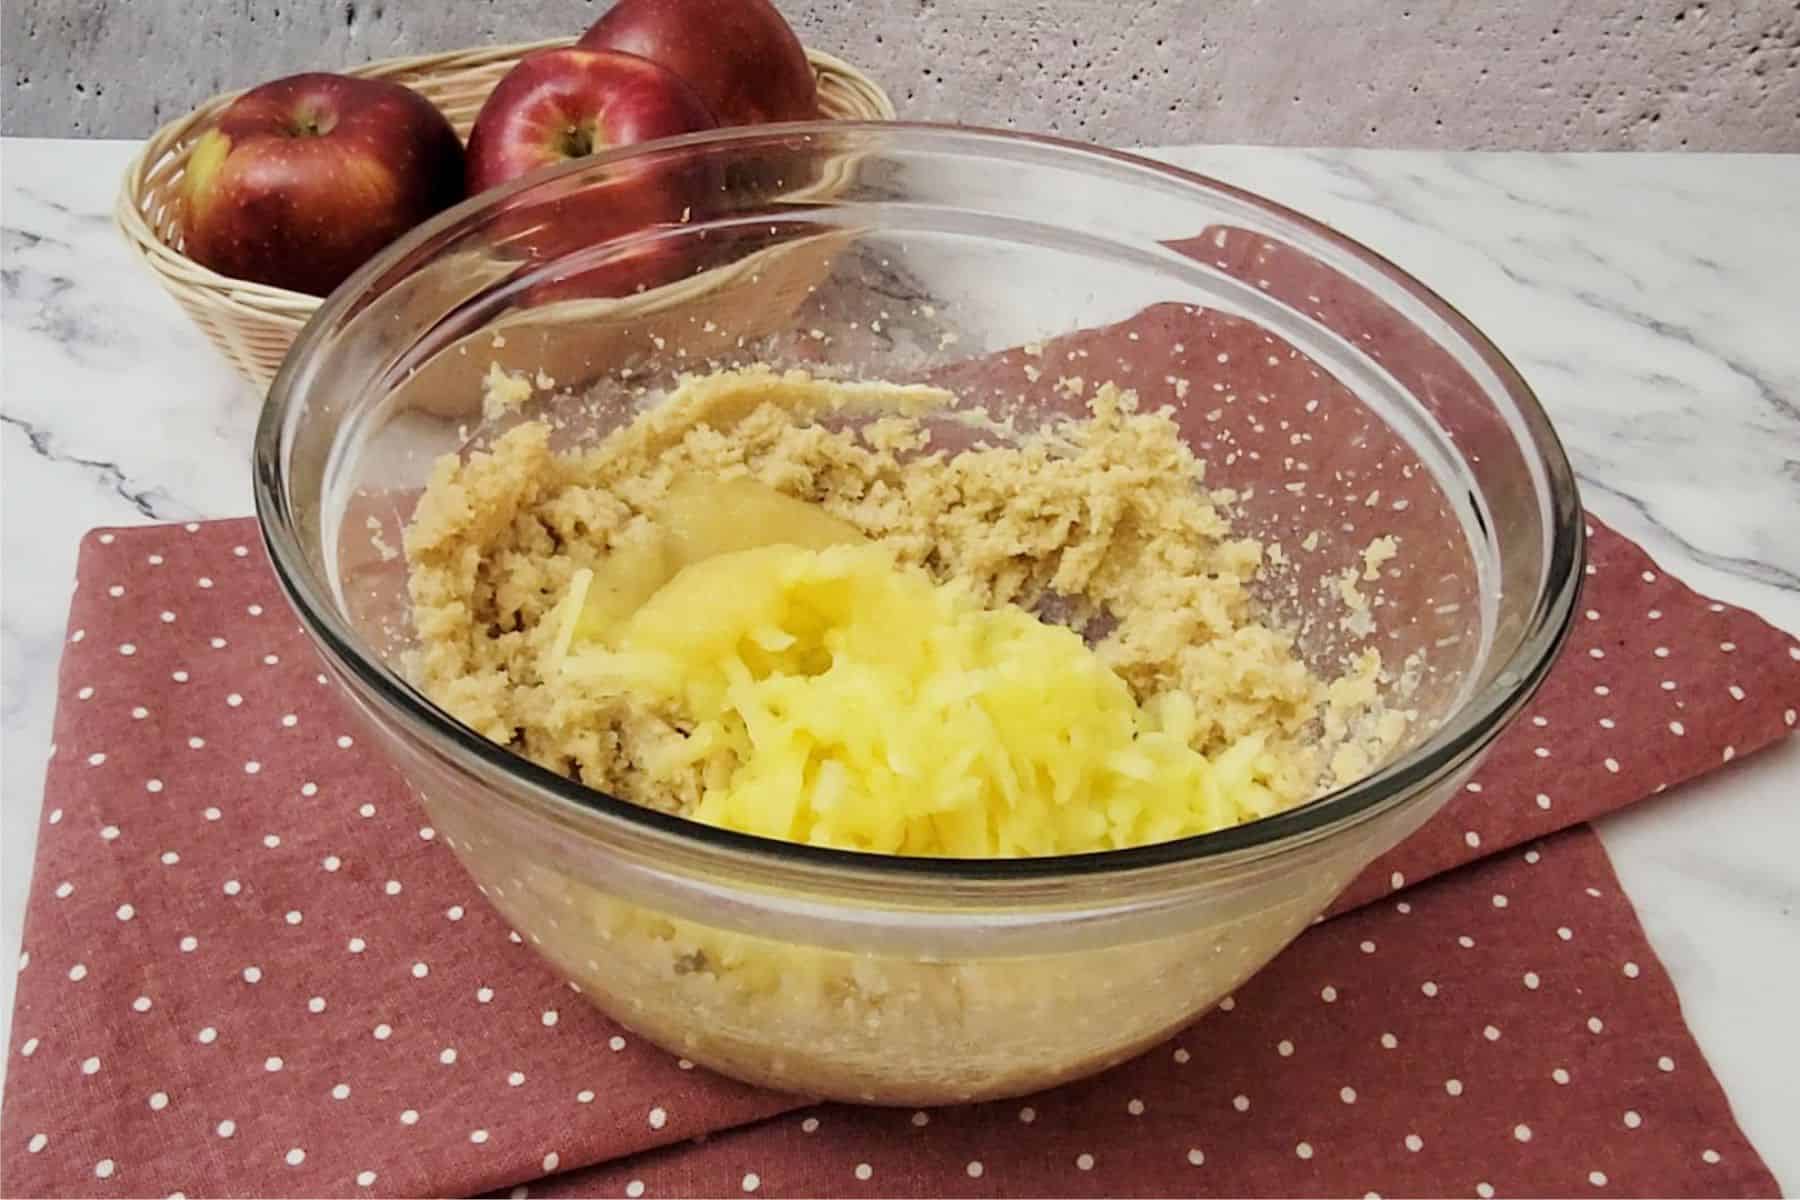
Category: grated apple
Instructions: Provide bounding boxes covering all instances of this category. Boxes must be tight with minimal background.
[559,541,1282,856]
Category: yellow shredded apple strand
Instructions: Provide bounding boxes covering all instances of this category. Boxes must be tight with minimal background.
[560,542,1280,857]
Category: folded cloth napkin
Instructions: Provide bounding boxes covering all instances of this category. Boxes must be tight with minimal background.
[541,826,1777,1199]
[3,510,1793,1199]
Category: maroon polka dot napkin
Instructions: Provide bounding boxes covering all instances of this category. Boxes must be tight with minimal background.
[541,826,1774,1200]
[3,505,1793,1198]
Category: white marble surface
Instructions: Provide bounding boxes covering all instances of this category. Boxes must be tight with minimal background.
[3,139,1797,1185]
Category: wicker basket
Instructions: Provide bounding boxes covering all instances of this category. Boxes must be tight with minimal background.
[116,38,895,392]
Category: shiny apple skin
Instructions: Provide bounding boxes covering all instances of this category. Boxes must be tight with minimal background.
[464,47,716,195]
[467,48,721,304]
[181,73,464,297]
[578,0,818,126]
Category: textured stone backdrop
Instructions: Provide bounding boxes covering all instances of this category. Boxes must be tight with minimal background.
[4,0,1799,148]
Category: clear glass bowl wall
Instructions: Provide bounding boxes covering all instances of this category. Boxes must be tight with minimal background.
[256,123,1581,1104]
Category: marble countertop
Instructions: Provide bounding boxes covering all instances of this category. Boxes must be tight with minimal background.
[4,138,1797,1185]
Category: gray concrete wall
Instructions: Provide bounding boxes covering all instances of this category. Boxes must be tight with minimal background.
[5,1,1798,149]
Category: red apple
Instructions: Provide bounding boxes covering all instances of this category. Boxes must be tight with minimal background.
[467,48,719,303]
[465,47,716,195]
[578,0,818,127]
[181,73,464,297]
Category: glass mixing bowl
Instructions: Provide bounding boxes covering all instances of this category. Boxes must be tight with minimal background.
[254,123,1582,1106]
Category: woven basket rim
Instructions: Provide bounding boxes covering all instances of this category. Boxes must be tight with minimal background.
[116,39,896,315]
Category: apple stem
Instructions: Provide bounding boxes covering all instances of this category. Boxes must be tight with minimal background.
[289,107,338,138]
[560,122,596,158]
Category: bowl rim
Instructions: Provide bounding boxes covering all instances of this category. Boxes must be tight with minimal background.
[254,119,1585,885]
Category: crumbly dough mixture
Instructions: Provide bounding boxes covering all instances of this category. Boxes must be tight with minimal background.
[404,365,1402,827]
